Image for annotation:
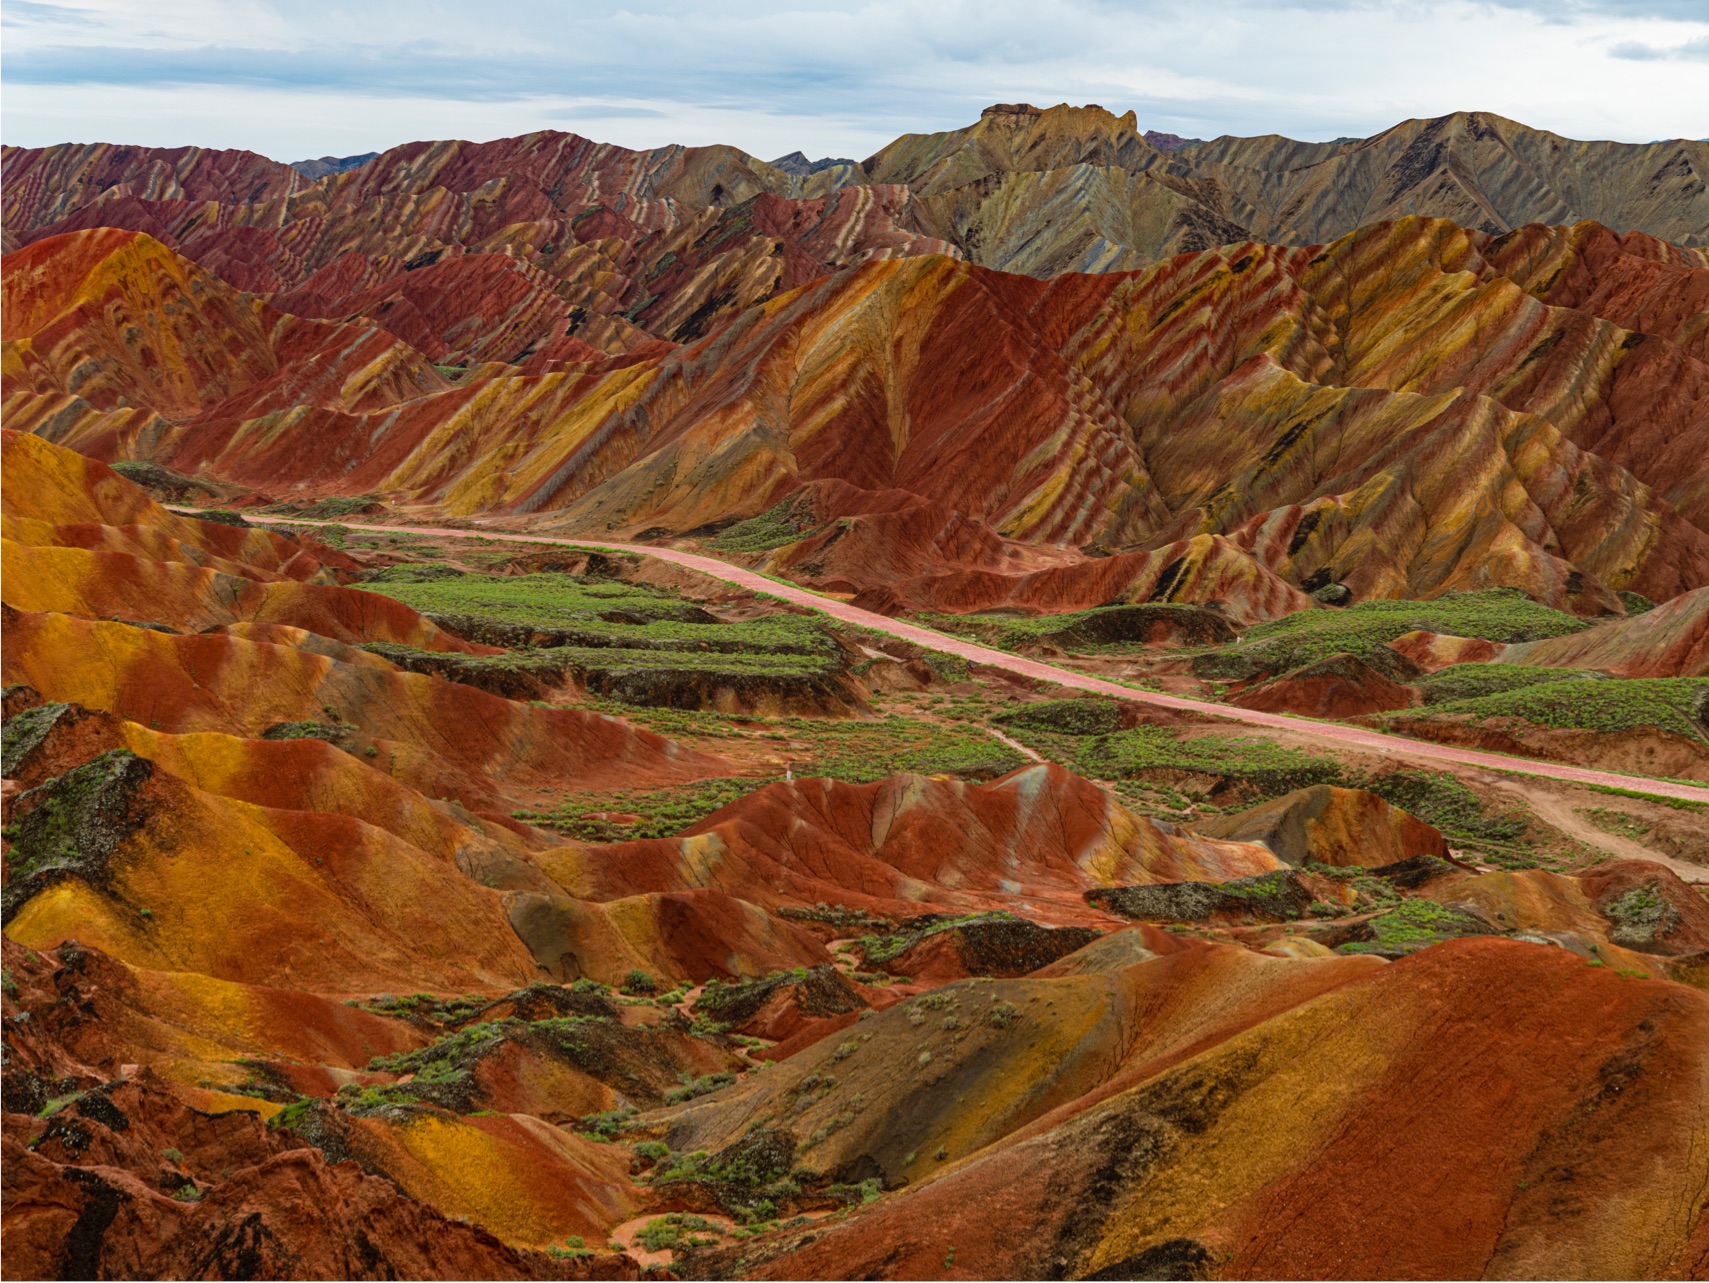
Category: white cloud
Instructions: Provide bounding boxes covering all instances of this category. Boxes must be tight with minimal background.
[2,0,1706,159]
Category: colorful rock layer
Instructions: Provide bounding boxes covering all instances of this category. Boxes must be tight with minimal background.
[5,209,1706,619]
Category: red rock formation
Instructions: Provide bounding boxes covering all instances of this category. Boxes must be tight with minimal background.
[8,214,1707,617]
[1225,653,1420,718]
[1505,586,1709,677]
[536,765,1285,924]
[1196,784,1450,867]
[713,939,1709,1280]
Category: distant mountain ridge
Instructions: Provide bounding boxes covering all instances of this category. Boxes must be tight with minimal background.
[7,105,1705,268]
[289,152,379,179]
[769,151,860,177]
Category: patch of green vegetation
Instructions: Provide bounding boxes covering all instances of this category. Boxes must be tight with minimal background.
[1,701,74,777]
[268,495,382,521]
[348,992,490,1026]
[1602,881,1680,948]
[918,603,1211,653]
[622,970,659,996]
[194,508,250,528]
[2,750,154,923]
[774,903,893,933]
[580,1104,639,1138]
[1577,807,1653,841]
[358,1021,514,1108]
[1074,728,1338,797]
[1358,770,1533,866]
[359,571,738,633]
[637,1213,724,1253]
[696,968,809,1017]
[857,912,1014,966]
[1618,591,1655,616]
[359,572,857,703]
[370,641,837,690]
[1191,589,1587,681]
[545,1237,592,1261]
[259,720,349,743]
[663,1071,737,1104]
[784,715,1027,783]
[358,564,469,585]
[1337,900,1497,955]
[519,776,775,840]
[1417,664,1599,705]
[987,1000,1020,1029]
[1393,677,1709,740]
[995,698,1126,737]
[709,495,827,553]
[1586,783,1706,812]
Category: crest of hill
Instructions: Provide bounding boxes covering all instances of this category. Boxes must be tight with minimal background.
[4,110,1703,348]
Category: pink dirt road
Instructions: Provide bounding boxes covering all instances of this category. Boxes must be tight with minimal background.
[250,514,1709,807]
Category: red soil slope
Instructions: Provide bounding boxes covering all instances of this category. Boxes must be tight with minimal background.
[9,216,1703,618]
[720,939,1709,1281]
[537,765,1285,924]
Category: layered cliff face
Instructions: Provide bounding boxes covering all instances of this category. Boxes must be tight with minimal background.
[7,212,1705,618]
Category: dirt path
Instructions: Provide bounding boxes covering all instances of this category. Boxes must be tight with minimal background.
[233,513,1709,807]
[1503,784,1708,883]
[985,727,1044,763]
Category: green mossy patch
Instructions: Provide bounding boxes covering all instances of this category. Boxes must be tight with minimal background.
[265,495,384,520]
[1,701,76,777]
[1600,882,1682,951]
[1087,870,1314,923]
[357,570,860,709]
[1189,589,1587,682]
[1392,677,1709,740]
[708,495,829,553]
[1334,900,1500,956]
[855,912,1017,966]
[1417,664,1600,705]
[519,777,777,842]
[356,1010,717,1113]
[2,750,154,924]
[694,966,865,1026]
[1074,728,1339,798]
[922,603,1233,654]
[357,570,744,635]
[995,698,1127,738]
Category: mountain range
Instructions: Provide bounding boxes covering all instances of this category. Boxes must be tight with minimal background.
[4,104,1709,1281]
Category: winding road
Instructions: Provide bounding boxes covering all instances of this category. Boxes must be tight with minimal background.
[245,514,1709,807]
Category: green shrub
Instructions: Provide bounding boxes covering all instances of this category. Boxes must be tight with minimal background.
[995,698,1126,737]
[1075,728,1339,797]
[1417,664,1598,705]
[708,495,828,553]
[663,1072,737,1104]
[1191,589,1587,681]
[1395,677,1709,740]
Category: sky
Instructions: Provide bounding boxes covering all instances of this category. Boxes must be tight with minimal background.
[4,0,1707,162]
